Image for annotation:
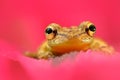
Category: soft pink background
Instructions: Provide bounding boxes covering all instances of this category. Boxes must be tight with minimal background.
[0,0,120,80]
[1,0,120,51]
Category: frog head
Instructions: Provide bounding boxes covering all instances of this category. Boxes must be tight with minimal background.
[45,21,96,54]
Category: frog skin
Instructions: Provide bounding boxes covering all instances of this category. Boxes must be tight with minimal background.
[25,21,114,59]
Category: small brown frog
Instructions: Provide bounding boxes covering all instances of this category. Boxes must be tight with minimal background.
[25,21,114,59]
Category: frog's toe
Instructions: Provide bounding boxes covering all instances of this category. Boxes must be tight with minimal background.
[38,52,55,59]
[24,51,39,59]
[99,46,115,54]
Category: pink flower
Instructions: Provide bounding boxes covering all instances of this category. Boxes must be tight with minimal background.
[0,0,120,80]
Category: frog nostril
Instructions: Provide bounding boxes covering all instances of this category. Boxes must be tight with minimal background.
[87,37,90,39]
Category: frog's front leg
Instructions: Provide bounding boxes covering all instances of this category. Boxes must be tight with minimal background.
[90,38,115,54]
[37,41,55,59]
[25,42,55,59]
[25,51,54,59]
[37,50,54,59]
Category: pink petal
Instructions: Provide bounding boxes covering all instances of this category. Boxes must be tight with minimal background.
[0,40,31,80]
[18,50,120,80]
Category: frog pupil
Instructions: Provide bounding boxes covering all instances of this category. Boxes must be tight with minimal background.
[89,25,96,32]
[45,28,53,34]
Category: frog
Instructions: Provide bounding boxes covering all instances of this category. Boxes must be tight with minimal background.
[25,21,114,59]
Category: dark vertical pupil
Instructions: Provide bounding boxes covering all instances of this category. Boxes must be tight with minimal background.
[89,25,96,32]
[45,28,53,34]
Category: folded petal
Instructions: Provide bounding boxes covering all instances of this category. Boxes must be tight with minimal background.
[18,50,120,80]
[0,40,30,80]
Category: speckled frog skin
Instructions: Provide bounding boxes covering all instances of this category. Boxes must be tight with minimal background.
[25,21,114,59]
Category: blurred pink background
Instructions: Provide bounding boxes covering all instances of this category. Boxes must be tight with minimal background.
[1,0,120,51]
[0,0,120,80]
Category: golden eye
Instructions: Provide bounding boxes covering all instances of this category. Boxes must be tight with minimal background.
[86,24,96,36]
[45,27,57,40]
[45,23,61,40]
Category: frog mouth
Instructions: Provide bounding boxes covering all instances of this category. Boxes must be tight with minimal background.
[51,38,91,54]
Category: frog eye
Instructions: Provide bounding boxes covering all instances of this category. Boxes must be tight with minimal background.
[89,25,96,32]
[86,24,96,36]
[45,27,57,40]
[45,28,53,34]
